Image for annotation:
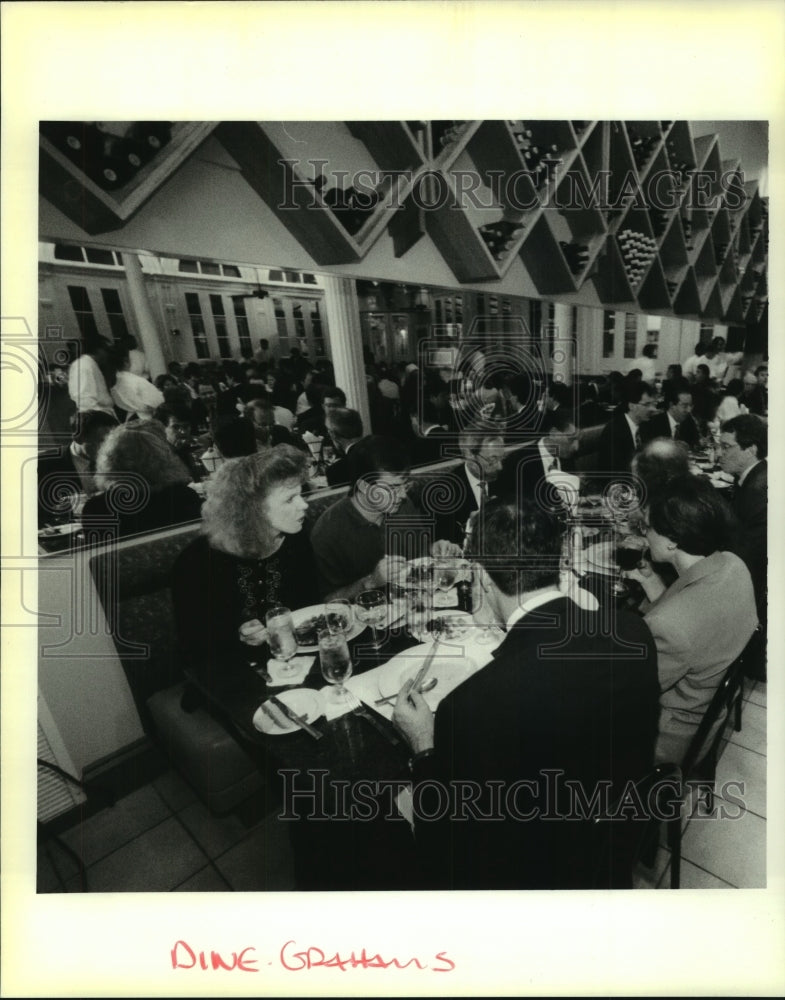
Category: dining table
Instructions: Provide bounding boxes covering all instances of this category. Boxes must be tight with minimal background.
[183,537,634,890]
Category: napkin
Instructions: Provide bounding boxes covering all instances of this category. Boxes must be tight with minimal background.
[266,655,315,687]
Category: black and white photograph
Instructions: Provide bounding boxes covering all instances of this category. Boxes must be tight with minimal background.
[2,2,783,997]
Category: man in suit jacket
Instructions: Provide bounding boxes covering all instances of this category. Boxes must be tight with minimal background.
[641,380,701,450]
[393,500,660,890]
[597,380,658,480]
[428,421,505,549]
[324,406,363,487]
[720,414,768,679]
[495,408,579,509]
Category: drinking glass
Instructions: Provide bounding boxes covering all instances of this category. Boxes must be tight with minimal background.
[354,589,387,651]
[406,589,433,644]
[325,598,353,636]
[265,606,299,676]
[317,628,353,703]
[434,559,460,594]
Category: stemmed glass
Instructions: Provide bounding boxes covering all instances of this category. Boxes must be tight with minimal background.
[434,559,460,595]
[406,588,434,644]
[325,598,353,636]
[265,606,299,676]
[354,589,387,651]
[317,628,353,704]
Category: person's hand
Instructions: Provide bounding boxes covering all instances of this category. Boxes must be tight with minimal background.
[238,618,268,646]
[431,539,463,559]
[620,556,655,586]
[371,554,408,588]
[392,679,435,754]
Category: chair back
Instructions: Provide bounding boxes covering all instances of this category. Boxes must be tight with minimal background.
[592,762,681,888]
[680,633,754,780]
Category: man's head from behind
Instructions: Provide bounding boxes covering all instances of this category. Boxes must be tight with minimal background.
[465,500,563,614]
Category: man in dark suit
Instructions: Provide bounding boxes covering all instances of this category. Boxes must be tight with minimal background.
[393,500,660,889]
[324,406,363,487]
[720,414,768,680]
[597,380,658,480]
[427,421,505,549]
[641,380,701,450]
[495,409,579,509]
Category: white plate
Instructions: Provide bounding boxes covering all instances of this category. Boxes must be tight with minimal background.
[377,644,478,711]
[252,688,325,735]
[291,604,365,651]
[38,523,82,537]
[709,478,733,489]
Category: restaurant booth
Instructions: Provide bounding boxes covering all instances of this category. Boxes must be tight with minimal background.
[35,120,768,887]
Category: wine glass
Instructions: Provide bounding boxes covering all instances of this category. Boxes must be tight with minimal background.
[434,559,460,594]
[317,628,353,704]
[406,589,434,644]
[354,588,387,651]
[325,598,353,636]
[265,606,299,676]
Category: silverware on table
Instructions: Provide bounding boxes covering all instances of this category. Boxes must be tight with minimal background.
[407,639,440,704]
[374,676,438,706]
[267,695,323,740]
[345,693,400,746]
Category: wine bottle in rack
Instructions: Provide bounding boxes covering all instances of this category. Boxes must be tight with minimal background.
[126,121,173,156]
[681,216,693,250]
[617,229,657,289]
[434,121,467,150]
[627,128,658,170]
[649,209,669,237]
[559,241,591,275]
[479,220,525,261]
[666,280,680,297]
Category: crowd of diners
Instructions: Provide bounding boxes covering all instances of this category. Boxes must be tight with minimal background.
[48,329,767,889]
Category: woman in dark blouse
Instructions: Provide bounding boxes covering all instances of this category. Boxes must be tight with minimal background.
[171,445,320,693]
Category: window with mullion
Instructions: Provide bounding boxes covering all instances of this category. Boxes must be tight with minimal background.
[185,291,210,359]
[67,285,100,340]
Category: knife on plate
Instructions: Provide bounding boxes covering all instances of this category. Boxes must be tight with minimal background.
[266,695,323,739]
[406,639,440,706]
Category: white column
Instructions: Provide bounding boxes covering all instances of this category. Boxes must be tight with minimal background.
[321,274,372,433]
[120,251,167,379]
[551,303,574,384]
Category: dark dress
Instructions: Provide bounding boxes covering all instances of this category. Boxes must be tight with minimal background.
[171,528,320,693]
[80,482,203,538]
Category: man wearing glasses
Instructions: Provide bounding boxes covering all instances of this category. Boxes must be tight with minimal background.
[311,434,460,599]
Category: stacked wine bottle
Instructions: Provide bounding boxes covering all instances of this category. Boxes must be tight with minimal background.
[617,229,657,289]
[681,216,694,250]
[558,240,590,276]
[478,220,525,261]
[666,279,680,298]
[649,209,669,238]
[433,121,469,150]
[509,122,560,189]
[40,121,173,192]
[627,128,658,171]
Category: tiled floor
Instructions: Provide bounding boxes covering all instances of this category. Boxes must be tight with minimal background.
[38,680,767,893]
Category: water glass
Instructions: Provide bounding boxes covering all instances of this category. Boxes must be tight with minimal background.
[265,606,299,676]
[317,628,352,703]
[325,598,353,636]
[355,589,387,651]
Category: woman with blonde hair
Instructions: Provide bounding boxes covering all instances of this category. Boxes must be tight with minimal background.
[80,420,202,537]
[171,444,320,688]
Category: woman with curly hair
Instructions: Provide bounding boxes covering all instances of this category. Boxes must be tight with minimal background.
[80,420,203,537]
[171,444,320,691]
